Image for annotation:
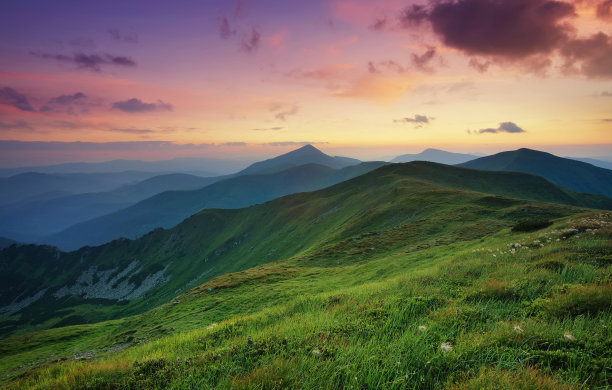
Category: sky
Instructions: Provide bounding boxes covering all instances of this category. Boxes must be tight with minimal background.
[0,0,611,166]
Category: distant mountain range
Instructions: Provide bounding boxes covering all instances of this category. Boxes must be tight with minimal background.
[239,144,360,175]
[569,157,612,170]
[41,162,385,250]
[459,148,612,197]
[0,174,222,241]
[1,160,607,337]
[0,145,363,246]
[391,148,480,165]
[0,171,163,206]
[0,157,252,177]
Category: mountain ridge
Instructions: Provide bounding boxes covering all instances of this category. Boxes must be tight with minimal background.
[458,148,612,197]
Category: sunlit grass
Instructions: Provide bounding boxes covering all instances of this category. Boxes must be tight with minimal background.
[2,207,610,389]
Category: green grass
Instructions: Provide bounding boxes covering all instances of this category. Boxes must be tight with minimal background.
[1,210,610,389]
[4,161,598,339]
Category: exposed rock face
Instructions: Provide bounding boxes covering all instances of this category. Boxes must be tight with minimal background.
[54,260,170,301]
[0,289,47,316]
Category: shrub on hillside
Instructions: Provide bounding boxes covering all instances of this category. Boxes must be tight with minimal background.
[512,219,552,232]
[534,284,612,318]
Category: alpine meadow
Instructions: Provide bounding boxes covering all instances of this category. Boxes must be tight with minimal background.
[0,0,611,389]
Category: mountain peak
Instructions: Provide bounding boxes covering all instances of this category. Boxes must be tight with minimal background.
[238,144,358,175]
[290,144,323,155]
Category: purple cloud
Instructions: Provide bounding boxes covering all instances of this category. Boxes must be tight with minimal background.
[107,29,138,43]
[218,17,236,40]
[49,92,87,105]
[474,121,526,134]
[400,0,575,58]
[241,27,261,52]
[32,51,136,72]
[268,102,299,121]
[0,119,34,131]
[561,32,612,78]
[394,114,432,124]
[412,47,437,71]
[0,87,35,112]
[111,98,173,113]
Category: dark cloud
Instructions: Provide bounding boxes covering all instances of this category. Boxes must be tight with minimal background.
[603,91,612,96]
[368,61,379,73]
[0,87,35,112]
[602,118,612,122]
[400,4,430,27]
[218,17,236,40]
[393,115,433,128]
[367,60,406,74]
[107,29,139,43]
[32,51,136,72]
[49,92,87,105]
[597,0,612,19]
[233,0,251,18]
[401,0,575,59]
[561,32,612,78]
[241,27,261,52]
[252,127,283,131]
[468,58,492,73]
[472,121,526,134]
[412,46,437,71]
[268,102,299,121]
[370,17,387,31]
[111,98,173,113]
[0,119,34,131]
[223,142,247,146]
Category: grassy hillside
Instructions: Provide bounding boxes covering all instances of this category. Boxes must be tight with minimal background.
[459,148,612,197]
[1,162,608,340]
[42,162,386,250]
[1,192,610,388]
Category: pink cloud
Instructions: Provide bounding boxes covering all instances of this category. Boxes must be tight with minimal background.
[263,31,288,49]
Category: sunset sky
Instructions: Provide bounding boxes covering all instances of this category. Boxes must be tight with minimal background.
[0,0,611,165]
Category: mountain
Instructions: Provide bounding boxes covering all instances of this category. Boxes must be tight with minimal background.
[0,145,359,245]
[391,148,480,164]
[458,148,612,197]
[239,144,360,175]
[569,157,612,170]
[0,173,221,241]
[0,171,164,206]
[2,161,610,389]
[0,157,252,177]
[0,237,16,249]
[1,160,609,336]
[40,162,387,250]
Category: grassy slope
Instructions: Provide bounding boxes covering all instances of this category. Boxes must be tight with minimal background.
[0,165,610,388]
[1,162,610,340]
[42,162,386,250]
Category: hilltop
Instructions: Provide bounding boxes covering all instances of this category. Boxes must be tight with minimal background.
[459,148,612,197]
[392,148,479,165]
[1,161,610,339]
[239,144,360,175]
[0,161,610,388]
